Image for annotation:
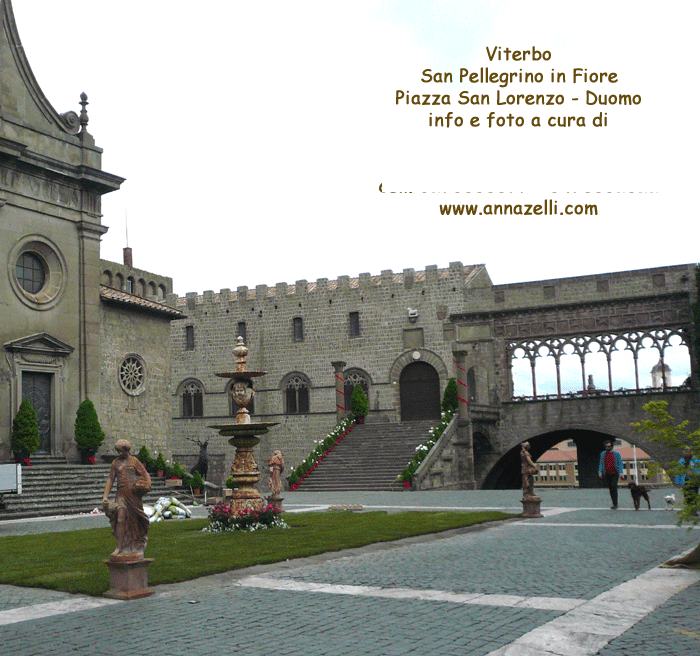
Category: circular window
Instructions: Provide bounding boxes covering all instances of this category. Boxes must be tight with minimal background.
[16,252,46,293]
[8,236,66,310]
[118,355,147,396]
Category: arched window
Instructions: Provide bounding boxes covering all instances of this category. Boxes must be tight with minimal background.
[101,270,113,287]
[157,284,166,300]
[181,380,204,417]
[147,281,157,297]
[344,368,371,411]
[114,273,124,290]
[284,373,310,414]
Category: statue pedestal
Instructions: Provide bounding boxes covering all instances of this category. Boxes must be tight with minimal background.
[103,557,155,600]
[267,495,284,511]
[520,496,543,518]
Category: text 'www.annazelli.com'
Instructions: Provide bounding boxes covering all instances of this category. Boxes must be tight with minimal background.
[439,199,598,216]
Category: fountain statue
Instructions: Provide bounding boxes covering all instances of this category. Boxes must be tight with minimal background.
[211,337,278,513]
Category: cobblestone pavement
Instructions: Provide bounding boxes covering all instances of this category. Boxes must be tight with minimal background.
[0,488,698,655]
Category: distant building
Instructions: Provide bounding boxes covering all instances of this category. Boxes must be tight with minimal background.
[534,440,670,487]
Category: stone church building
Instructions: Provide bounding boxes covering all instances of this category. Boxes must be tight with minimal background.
[1,0,696,489]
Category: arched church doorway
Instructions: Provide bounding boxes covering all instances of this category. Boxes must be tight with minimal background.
[399,361,441,421]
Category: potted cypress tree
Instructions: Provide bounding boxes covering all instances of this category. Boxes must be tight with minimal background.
[74,398,105,464]
[351,385,369,424]
[11,399,41,466]
[441,378,458,414]
[189,469,204,495]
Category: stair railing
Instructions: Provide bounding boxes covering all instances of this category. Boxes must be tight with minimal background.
[411,413,459,490]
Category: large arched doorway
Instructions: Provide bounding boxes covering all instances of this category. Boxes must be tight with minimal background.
[481,429,618,489]
[399,361,441,421]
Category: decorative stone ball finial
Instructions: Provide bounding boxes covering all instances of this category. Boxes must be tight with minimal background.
[79,92,89,131]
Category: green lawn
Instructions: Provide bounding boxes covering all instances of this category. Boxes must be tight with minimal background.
[0,510,514,596]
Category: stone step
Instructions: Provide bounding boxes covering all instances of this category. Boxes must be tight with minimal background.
[294,420,436,492]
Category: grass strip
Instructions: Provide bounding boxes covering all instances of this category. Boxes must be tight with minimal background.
[0,510,514,596]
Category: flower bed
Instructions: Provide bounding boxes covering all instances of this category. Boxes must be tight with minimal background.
[288,417,355,490]
[203,503,289,533]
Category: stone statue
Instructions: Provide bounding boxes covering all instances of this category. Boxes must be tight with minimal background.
[268,450,285,497]
[520,441,537,499]
[102,439,152,559]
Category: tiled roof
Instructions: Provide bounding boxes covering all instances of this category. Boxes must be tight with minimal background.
[100,286,185,318]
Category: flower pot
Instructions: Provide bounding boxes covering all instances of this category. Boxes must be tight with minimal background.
[192,488,201,495]
[13,451,31,466]
[157,470,164,478]
[79,449,96,464]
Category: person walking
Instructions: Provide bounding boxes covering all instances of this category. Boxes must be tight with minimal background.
[599,440,624,509]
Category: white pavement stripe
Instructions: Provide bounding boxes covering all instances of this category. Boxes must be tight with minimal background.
[0,597,122,626]
[485,567,700,656]
[237,575,585,611]
[512,522,700,530]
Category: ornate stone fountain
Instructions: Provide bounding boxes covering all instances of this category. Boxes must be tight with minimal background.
[210,337,277,513]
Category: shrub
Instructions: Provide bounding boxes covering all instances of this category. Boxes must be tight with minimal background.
[137,446,154,470]
[351,385,369,418]
[11,399,40,455]
[189,470,204,490]
[441,378,458,413]
[74,399,105,452]
[154,452,167,473]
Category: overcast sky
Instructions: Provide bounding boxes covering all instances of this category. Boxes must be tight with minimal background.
[12,1,699,295]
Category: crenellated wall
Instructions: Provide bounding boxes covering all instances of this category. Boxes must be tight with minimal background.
[168,262,491,478]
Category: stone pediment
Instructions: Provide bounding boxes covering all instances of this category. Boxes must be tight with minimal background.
[3,332,74,357]
[0,0,80,136]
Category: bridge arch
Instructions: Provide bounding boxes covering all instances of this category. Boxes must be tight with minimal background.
[481,429,619,490]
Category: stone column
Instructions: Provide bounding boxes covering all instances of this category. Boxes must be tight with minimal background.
[331,361,346,423]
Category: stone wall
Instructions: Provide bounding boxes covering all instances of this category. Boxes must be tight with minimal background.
[99,303,173,459]
[168,263,492,472]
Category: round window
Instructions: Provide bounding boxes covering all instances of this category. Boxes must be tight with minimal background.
[118,355,147,396]
[8,236,66,310]
[16,252,46,293]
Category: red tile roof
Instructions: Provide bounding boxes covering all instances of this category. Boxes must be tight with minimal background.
[100,285,185,318]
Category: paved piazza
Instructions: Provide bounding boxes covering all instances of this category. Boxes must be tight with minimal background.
[0,488,698,655]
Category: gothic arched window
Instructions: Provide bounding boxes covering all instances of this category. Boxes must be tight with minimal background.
[182,380,204,417]
[284,373,310,414]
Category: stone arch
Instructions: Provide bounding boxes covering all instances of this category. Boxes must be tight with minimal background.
[147,281,157,298]
[389,349,448,385]
[389,349,448,422]
[101,269,113,286]
[114,272,123,290]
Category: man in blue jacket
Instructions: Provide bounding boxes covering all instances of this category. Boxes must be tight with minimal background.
[599,440,624,509]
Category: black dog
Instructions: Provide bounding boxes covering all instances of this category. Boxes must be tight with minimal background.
[628,482,651,510]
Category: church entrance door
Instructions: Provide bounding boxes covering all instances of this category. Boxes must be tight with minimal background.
[399,362,441,422]
[22,372,52,453]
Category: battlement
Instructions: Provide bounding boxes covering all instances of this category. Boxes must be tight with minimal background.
[174,262,486,307]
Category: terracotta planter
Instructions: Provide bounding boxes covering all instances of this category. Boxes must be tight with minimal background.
[192,488,201,495]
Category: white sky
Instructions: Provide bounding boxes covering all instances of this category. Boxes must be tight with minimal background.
[12,0,699,295]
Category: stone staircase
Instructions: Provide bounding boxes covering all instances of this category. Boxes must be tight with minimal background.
[297,419,436,491]
[0,456,194,519]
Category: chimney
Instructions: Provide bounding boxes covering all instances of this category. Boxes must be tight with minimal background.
[123,247,133,268]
